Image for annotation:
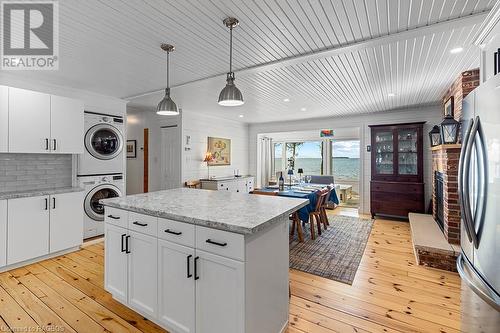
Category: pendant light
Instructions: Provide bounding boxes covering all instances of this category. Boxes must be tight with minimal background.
[157,44,179,116]
[218,17,244,106]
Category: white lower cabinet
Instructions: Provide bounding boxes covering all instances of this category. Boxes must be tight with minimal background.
[0,201,7,267]
[195,249,244,333]
[49,192,84,253]
[158,240,195,333]
[104,223,128,304]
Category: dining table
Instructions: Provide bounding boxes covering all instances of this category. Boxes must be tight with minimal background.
[254,184,340,223]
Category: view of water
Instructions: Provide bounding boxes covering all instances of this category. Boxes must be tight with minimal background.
[275,157,360,180]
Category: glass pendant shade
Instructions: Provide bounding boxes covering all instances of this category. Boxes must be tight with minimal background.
[429,125,442,147]
[218,73,244,106]
[157,88,179,115]
[440,115,460,144]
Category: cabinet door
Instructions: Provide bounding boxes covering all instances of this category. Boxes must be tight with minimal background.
[158,240,195,333]
[50,95,84,154]
[373,129,395,176]
[236,180,247,193]
[7,196,50,265]
[8,87,51,153]
[104,223,128,304]
[195,249,245,333]
[0,200,6,267]
[49,192,83,253]
[128,231,158,318]
[0,86,8,152]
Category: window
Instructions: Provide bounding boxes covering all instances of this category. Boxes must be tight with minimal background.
[287,141,323,175]
[331,140,360,181]
[273,143,282,178]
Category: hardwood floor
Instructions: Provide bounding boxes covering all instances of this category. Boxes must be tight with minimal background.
[0,208,462,333]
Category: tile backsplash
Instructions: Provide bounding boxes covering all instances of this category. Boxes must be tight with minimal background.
[0,154,72,193]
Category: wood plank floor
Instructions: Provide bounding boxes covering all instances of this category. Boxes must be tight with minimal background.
[0,208,462,333]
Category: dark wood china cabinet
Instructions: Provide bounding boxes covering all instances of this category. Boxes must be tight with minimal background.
[369,122,425,219]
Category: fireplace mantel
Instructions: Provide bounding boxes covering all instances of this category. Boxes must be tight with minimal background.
[430,144,461,151]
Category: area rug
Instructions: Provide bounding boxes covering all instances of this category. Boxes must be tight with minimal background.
[289,214,373,285]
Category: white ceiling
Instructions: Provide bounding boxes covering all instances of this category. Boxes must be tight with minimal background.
[6,0,496,123]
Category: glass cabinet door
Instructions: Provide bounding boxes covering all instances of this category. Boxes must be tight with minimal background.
[397,128,418,175]
[374,131,394,175]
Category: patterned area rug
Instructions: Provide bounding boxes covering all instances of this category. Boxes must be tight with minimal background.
[289,214,374,285]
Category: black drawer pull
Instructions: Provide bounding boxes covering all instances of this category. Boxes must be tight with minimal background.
[125,235,131,253]
[133,221,148,227]
[194,256,200,280]
[206,239,228,247]
[121,234,126,252]
[187,255,193,278]
[107,215,120,220]
[165,229,182,236]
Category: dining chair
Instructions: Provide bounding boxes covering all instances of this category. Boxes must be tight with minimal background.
[289,211,304,242]
[185,180,201,189]
[320,185,333,228]
[309,189,329,240]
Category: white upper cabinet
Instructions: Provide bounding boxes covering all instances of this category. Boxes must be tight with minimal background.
[50,95,84,154]
[0,86,8,152]
[0,200,6,268]
[8,87,51,153]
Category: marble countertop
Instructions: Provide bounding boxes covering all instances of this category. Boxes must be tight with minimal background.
[0,186,85,200]
[101,188,309,235]
[200,175,254,181]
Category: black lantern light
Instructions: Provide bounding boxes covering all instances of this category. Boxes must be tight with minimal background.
[440,115,460,144]
[297,168,304,183]
[429,125,442,147]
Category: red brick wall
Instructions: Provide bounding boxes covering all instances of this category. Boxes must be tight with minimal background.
[442,69,480,121]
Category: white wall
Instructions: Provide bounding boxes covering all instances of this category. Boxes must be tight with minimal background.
[249,105,443,215]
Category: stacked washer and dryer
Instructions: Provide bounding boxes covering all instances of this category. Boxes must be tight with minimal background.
[78,111,125,239]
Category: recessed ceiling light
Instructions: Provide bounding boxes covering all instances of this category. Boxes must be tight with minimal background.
[450,47,463,54]
[387,93,396,97]
[283,98,290,102]
[300,107,306,111]
[239,114,244,118]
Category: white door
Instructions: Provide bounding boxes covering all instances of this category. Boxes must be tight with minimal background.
[8,87,51,153]
[7,196,50,265]
[195,249,245,333]
[158,239,195,333]
[161,125,181,190]
[50,95,84,154]
[104,223,128,304]
[0,86,8,152]
[49,192,84,253]
[0,200,7,267]
[128,231,158,318]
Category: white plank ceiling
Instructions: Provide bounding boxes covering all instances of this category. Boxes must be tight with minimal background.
[6,0,496,123]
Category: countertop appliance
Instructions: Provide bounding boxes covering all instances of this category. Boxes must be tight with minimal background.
[458,75,500,332]
[78,111,124,176]
[79,173,124,239]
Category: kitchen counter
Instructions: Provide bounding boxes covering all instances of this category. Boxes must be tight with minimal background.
[0,186,84,200]
[101,187,308,234]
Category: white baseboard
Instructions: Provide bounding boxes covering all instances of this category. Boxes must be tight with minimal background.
[0,246,81,273]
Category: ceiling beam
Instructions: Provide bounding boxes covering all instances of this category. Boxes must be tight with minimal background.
[125,11,489,100]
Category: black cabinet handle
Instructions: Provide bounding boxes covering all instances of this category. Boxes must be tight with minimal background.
[132,221,148,227]
[52,197,56,209]
[165,229,182,236]
[121,234,126,252]
[187,255,193,278]
[107,215,120,220]
[194,256,200,280]
[52,139,57,151]
[125,235,131,253]
[206,239,228,247]
[45,138,49,150]
[44,198,48,210]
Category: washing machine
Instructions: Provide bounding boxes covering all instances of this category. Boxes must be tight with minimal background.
[79,173,125,239]
[78,111,124,176]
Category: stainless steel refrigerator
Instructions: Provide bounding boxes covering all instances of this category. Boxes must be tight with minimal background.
[458,75,500,332]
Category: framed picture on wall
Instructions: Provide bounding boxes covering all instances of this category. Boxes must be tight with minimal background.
[207,137,231,166]
[444,96,454,117]
[126,140,137,158]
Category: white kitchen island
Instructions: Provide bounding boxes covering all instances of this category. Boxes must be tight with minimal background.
[101,188,308,333]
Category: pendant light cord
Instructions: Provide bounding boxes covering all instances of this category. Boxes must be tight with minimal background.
[166,51,170,88]
[229,26,233,74]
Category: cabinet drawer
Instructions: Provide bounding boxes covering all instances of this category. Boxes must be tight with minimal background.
[128,212,157,237]
[196,225,244,261]
[105,207,128,227]
[157,218,195,247]
[371,182,423,194]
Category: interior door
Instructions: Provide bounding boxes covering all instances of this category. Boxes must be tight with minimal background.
[8,87,51,153]
[158,239,195,333]
[128,230,158,318]
[49,192,84,253]
[104,223,128,304]
[50,95,84,154]
[0,200,6,267]
[195,249,245,333]
[161,126,181,190]
[7,196,50,265]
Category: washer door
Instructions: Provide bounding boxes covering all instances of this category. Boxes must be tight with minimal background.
[85,124,123,160]
[84,184,122,221]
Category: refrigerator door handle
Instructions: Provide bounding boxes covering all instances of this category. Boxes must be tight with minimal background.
[457,253,500,311]
[472,116,488,249]
[459,119,474,243]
